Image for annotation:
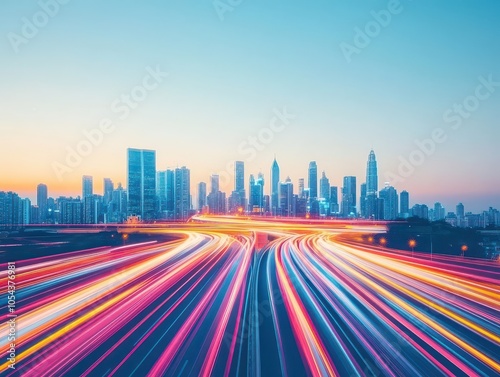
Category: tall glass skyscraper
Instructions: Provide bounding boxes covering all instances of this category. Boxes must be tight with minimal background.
[308,161,318,199]
[197,182,207,211]
[341,176,357,217]
[82,175,93,199]
[271,158,280,215]
[174,166,190,220]
[366,150,378,195]
[127,148,156,221]
[365,150,379,219]
[36,183,48,223]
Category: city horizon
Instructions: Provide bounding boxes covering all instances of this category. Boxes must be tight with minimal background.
[1,147,498,225]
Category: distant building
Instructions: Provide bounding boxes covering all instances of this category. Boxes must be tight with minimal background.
[379,184,398,220]
[308,161,318,199]
[279,177,294,217]
[360,183,367,218]
[330,186,339,214]
[271,158,280,215]
[230,161,246,213]
[249,173,265,214]
[197,182,207,211]
[127,148,156,221]
[174,166,190,220]
[341,176,356,217]
[400,190,410,218]
[37,183,48,223]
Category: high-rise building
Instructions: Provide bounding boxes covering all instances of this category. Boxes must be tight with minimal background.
[103,178,114,204]
[235,161,245,193]
[411,204,429,220]
[366,150,378,195]
[364,149,379,220]
[157,171,167,218]
[330,186,339,214]
[434,202,445,221]
[198,182,207,211]
[456,202,465,226]
[36,183,48,223]
[22,198,31,225]
[210,174,219,194]
[230,161,246,212]
[82,175,93,199]
[341,176,356,217]
[298,178,305,199]
[111,183,127,222]
[82,176,94,224]
[207,174,226,215]
[308,161,318,199]
[279,177,294,217]
[400,190,410,218]
[165,169,175,218]
[319,172,330,200]
[174,166,190,220]
[360,183,367,218]
[127,148,156,221]
[249,173,265,214]
[271,158,280,215]
[379,184,399,220]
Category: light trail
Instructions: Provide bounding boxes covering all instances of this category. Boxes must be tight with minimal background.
[1,216,499,376]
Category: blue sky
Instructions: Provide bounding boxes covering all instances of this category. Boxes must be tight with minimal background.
[0,0,499,212]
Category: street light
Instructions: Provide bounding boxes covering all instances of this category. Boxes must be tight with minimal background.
[380,237,387,246]
[461,244,468,258]
[409,239,417,257]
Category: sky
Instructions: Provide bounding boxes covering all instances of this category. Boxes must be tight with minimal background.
[0,0,499,212]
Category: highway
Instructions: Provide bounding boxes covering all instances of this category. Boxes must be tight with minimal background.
[1,216,499,376]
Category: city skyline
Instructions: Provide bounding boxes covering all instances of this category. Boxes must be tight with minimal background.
[1,148,499,224]
[1,2,500,211]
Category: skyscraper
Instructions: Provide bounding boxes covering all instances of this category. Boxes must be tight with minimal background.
[82,175,93,199]
[235,161,245,193]
[174,166,190,220]
[231,161,246,211]
[198,182,207,211]
[365,150,379,220]
[207,174,225,214]
[157,171,167,216]
[249,173,265,214]
[127,148,156,221]
[210,174,219,194]
[82,175,95,224]
[271,158,280,215]
[434,202,445,221]
[366,150,378,195]
[319,172,330,201]
[165,169,175,218]
[330,186,339,214]
[103,178,114,205]
[298,178,305,199]
[379,184,399,220]
[279,177,294,217]
[308,161,318,199]
[341,176,356,217]
[360,183,367,218]
[400,190,410,218]
[36,183,48,223]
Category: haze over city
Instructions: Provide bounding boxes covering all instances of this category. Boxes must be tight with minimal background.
[1,1,500,212]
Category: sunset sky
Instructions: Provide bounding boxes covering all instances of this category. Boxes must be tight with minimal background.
[1,1,499,212]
